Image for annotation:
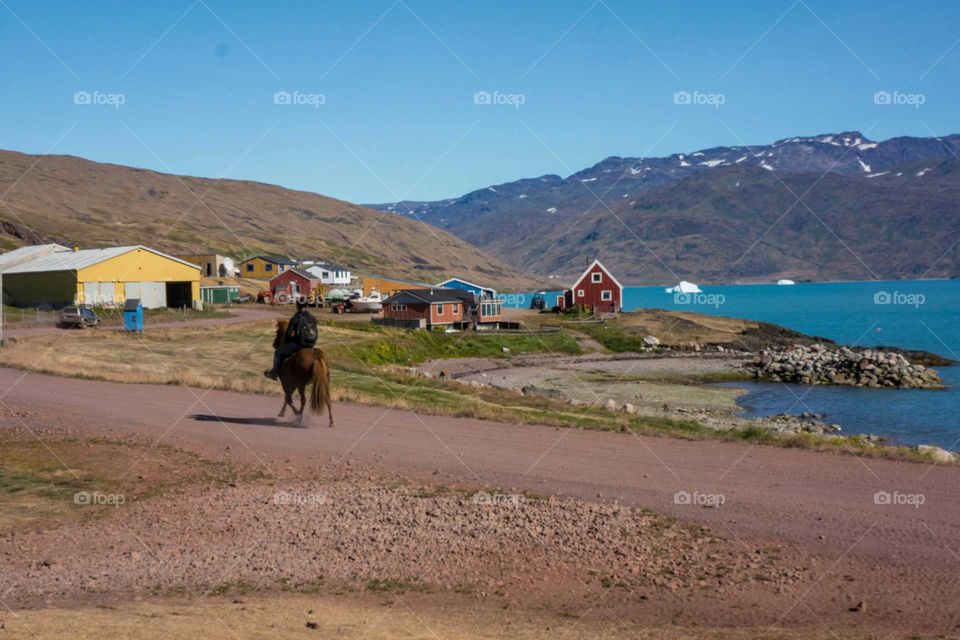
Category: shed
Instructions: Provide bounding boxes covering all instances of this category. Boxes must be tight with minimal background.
[201,285,241,304]
[2,245,201,309]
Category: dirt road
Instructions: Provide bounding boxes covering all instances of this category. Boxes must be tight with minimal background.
[2,367,957,568]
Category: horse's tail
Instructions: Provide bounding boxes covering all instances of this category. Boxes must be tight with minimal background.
[309,348,331,415]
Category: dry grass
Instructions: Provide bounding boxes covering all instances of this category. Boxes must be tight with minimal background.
[0,594,865,640]
[0,436,239,532]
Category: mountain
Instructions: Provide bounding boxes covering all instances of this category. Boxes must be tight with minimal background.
[368,132,960,283]
[0,150,537,289]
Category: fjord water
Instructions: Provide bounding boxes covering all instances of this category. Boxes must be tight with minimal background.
[623,280,960,448]
[506,280,959,447]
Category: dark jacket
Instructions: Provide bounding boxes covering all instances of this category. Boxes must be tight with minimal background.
[286,309,316,346]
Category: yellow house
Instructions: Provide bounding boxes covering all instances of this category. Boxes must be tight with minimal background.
[362,274,433,297]
[2,245,201,309]
[238,255,295,279]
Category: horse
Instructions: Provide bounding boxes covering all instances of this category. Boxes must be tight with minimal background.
[272,319,334,427]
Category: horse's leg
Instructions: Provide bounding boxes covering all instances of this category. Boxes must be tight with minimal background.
[278,378,290,417]
[297,383,306,418]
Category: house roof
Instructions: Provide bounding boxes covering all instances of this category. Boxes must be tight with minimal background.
[384,288,473,305]
[0,244,71,270]
[436,277,496,294]
[243,254,295,265]
[306,264,350,277]
[4,245,201,274]
[571,259,624,291]
[271,267,318,282]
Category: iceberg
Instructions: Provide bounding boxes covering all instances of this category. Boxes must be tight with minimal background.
[665,281,702,294]
[776,279,796,285]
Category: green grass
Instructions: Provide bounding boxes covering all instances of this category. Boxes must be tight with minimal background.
[353,330,581,366]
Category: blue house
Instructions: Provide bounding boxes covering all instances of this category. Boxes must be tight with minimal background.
[436,277,497,301]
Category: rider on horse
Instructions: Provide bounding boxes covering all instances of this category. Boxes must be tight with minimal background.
[264,297,318,380]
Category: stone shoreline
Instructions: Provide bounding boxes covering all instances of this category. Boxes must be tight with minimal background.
[743,344,944,389]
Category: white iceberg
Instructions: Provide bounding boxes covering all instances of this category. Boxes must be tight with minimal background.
[665,281,702,294]
[776,279,796,285]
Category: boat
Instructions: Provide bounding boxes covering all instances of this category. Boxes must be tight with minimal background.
[777,279,796,285]
[664,280,702,294]
[348,289,383,312]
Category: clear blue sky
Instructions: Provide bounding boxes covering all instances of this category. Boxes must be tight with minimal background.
[2,1,958,202]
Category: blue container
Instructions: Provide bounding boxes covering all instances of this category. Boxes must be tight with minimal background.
[123,298,144,333]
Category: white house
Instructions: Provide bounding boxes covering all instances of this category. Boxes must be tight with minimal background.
[305,263,352,286]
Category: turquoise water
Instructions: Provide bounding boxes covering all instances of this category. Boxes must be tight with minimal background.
[503,280,960,448]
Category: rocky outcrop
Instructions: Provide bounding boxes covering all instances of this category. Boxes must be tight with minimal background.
[745,344,943,389]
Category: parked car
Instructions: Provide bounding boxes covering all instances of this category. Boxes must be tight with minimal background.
[59,306,101,328]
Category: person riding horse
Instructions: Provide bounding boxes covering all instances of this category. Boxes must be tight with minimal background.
[265,298,318,380]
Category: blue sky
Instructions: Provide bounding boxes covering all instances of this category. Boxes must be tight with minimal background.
[1,1,958,202]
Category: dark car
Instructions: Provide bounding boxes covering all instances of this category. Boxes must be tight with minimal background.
[59,306,101,328]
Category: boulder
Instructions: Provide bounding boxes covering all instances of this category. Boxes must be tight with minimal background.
[917,445,957,464]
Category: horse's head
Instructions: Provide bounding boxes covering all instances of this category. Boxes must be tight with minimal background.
[274,319,289,348]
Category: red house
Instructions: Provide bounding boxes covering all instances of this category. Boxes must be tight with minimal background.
[269,268,321,303]
[380,288,467,329]
[564,259,623,314]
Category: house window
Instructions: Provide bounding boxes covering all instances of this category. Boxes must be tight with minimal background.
[265,263,273,272]
[391,304,407,312]
[601,290,612,301]
[577,289,584,298]
[452,304,459,314]
[436,304,444,315]
[246,264,253,272]
[591,272,602,283]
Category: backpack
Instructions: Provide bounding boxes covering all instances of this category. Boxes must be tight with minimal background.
[297,312,318,346]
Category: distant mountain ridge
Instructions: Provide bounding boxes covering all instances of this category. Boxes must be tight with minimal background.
[368,131,960,284]
[0,150,538,289]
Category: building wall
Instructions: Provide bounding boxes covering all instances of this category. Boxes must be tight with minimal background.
[240,257,289,279]
[570,263,621,310]
[383,302,430,320]
[269,271,319,301]
[2,271,77,307]
[477,300,503,322]
[440,279,494,300]
[178,254,225,278]
[430,301,463,325]
[363,276,429,297]
[77,248,201,307]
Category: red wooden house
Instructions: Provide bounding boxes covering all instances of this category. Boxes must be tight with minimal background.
[380,288,468,329]
[269,268,321,303]
[563,259,623,314]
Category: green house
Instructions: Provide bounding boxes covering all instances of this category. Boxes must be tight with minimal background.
[201,285,241,304]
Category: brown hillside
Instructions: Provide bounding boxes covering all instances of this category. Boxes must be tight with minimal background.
[0,150,537,289]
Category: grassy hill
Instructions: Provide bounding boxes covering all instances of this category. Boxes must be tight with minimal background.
[0,149,537,289]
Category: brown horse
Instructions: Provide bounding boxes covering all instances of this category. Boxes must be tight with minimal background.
[273,319,334,427]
